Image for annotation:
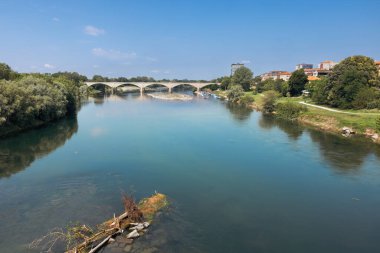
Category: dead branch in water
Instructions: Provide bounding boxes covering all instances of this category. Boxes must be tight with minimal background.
[29,192,167,253]
[122,193,143,222]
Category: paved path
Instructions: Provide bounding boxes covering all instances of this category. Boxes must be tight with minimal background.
[299,102,380,116]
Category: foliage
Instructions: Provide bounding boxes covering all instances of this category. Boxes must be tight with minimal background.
[276,102,308,120]
[220,76,231,90]
[306,78,329,104]
[0,64,87,133]
[288,69,308,96]
[376,117,380,133]
[262,90,280,113]
[231,66,253,91]
[0,63,12,80]
[326,55,380,109]
[203,83,219,91]
[227,85,244,103]
[239,93,255,105]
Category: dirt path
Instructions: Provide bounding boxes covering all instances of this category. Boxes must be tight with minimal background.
[299,102,380,116]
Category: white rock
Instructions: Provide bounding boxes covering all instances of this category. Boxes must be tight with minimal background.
[143,222,150,228]
[127,230,140,239]
[130,224,145,231]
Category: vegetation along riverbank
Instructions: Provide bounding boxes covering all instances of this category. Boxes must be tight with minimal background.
[212,55,380,143]
[0,63,88,137]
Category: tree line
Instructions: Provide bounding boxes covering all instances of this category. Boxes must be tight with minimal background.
[216,55,380,110]
[0,63,88,136]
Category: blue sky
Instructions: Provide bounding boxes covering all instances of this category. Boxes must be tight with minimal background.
[0,0,379,80]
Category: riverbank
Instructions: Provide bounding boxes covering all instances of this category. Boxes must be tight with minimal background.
[214,90,380,143]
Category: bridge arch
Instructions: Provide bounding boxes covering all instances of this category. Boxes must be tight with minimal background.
[87,82,114,89]
[144,83,170,92]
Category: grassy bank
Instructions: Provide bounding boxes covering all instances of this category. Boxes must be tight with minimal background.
[213,90,380,143]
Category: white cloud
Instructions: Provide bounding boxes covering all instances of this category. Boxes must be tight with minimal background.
[52,17,60,22]
[43,63,55,69]
[241,60,251,64]
[92,48,137,60]
[150,69,160,74]
[84,25,105,36]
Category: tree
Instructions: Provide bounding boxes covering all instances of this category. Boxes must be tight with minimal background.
[227,85,244,103]
[288,69,308,96]
[306,78,329,104]
[231,66,253,91]
[326,55,380,108]
[262,90,280,113]
[0,63,13,80]
[220,76,231,90]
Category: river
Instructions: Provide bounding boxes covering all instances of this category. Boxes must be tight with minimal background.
[0,93,380,253]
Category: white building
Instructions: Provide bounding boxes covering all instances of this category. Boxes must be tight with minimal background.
[296,63,313,70]
[231,63,245,76]
[318,60,337,70]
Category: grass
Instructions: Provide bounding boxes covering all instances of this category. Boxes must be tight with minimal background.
[276,96,379,133]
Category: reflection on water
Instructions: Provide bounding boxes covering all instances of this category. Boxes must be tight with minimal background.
[309,130,380,173]
[225,102,253,122]
[258,114,380,172]
[0,117,78,178]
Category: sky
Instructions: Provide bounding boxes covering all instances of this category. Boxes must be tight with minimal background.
[0,0,379,80]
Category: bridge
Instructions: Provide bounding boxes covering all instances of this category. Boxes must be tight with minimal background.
[85,81,220,93]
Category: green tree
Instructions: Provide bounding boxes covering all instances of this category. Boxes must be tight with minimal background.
[231,66,253,91]
[0,63,13,80]
[288,69,308,96]
[262,90,280,114]
[326,55,380,108]
[227,85,244,103]
[306,78,329,104]
[220,76,231,90]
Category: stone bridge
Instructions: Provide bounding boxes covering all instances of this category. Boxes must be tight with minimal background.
[85,81,220,93]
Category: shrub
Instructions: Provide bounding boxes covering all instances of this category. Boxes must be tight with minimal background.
[227,85,244,103]
[262,90,280,113]
[239,93,255,105]
[376,117,380,133]
[276,102,308,120]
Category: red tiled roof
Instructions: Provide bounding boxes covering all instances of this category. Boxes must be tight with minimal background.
[308,76,320,81]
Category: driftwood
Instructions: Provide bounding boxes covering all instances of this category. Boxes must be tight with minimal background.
[65,193,168,253]
[65,211,131,253]
[31,193,168,253]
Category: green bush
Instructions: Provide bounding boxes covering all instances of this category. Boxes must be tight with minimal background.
[276,102,308,120]
[376,117,380,133]
[227,85,244,103]
[262,90,280,113]
[239,93,255,105]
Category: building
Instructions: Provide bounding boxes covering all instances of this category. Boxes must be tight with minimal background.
[231,63,245,76]
[376,61,380,76]
[261,71,291,81]
[303,68,330,77]
[318,60,337,70]
[296,63,313,70]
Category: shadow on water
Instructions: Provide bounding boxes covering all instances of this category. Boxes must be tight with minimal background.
[0,117,78,178]
[225,102,253,122]
[258,114,380,173]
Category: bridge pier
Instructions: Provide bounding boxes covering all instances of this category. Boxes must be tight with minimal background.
[140,87,144,95]
[168,87,172,93]
[197,87,200,92]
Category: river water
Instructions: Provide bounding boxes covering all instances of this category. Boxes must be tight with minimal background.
[0,93,380,253]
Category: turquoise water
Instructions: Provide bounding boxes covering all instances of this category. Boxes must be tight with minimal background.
[0,94,380,253]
